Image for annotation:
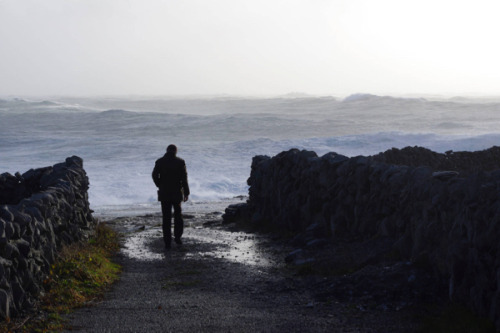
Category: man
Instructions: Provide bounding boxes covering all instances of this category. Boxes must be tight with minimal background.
[152,144,190,249]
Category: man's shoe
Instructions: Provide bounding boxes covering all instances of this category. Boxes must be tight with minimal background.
[175,238,182,245]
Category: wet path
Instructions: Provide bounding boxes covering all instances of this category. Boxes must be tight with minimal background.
[63,214,342,332]
[119,215,275,267]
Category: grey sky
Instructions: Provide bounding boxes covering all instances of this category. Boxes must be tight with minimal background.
[1,0,499,97]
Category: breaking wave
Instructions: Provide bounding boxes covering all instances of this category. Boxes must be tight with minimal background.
[1,95,500,210]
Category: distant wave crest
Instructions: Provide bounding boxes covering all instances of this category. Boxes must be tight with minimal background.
[99,109,132,115]
[343,93,378,102]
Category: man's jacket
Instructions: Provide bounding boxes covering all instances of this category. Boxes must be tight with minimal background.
[152,152,190,202]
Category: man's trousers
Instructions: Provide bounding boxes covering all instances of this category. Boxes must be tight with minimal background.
[161,200,183,246]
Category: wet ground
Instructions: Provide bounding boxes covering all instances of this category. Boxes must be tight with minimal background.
[106,211,278,267]
[62,211,421,332]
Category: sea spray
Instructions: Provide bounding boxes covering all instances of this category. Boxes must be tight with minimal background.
[1,96,500,214]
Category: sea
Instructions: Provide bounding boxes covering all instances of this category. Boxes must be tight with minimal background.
[1,94,500,218]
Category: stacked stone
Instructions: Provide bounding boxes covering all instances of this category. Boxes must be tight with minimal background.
[0,156,96,319]
[372,145,500,175]
[246,147,500,329]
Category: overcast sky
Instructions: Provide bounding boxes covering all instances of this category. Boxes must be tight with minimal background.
[1,0,499,97]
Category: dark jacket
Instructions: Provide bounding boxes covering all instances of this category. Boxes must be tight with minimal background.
[152,152,190,202]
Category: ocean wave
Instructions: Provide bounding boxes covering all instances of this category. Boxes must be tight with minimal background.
[2,96,500,207]
[343,93,379,102]
[99,109,133,116]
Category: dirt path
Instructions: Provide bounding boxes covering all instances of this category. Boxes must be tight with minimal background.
[63,214,418,332]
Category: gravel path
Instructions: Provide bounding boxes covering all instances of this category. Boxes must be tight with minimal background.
[63,213,419,332]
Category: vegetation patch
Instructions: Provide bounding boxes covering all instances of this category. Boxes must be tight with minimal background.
[2,222,122,332]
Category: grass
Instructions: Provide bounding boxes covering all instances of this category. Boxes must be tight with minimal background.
[1,222,122,332]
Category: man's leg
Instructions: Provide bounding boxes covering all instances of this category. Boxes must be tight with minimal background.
[161,201,173,248]
[173,202,183,244]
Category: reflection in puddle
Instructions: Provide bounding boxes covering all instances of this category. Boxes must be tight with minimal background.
[104,199,261,264]
[122,228,165,261]
[121,224,274,267]
[186,231,273,267]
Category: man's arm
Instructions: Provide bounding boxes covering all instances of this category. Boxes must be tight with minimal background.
[182,162,190,201]
[152,162,161,187]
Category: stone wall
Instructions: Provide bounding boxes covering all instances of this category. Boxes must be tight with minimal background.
[0,156,96,319]
[246,146,500,328]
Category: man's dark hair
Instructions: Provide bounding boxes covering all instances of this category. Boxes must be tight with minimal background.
[167,144,177,154]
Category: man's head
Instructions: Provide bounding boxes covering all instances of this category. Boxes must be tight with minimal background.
[166,144,177,155]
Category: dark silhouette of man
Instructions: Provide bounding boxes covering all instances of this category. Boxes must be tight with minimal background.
[152,144,190,249]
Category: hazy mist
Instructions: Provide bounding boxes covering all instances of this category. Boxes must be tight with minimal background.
[1,0,499,97]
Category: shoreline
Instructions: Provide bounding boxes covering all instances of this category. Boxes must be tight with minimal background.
[91,197,246,221]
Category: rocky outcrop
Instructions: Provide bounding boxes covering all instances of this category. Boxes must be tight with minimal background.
[0,156,95,319]
[242,146,500,328]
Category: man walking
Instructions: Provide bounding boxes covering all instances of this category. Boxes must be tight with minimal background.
[152,144,190,249]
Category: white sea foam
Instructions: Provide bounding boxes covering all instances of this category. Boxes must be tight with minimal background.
[1,96,500,214]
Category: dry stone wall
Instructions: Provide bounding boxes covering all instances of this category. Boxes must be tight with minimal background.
[0,156,95,319]
[246,146,500,328]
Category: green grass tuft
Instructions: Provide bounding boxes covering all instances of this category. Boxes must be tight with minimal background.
[2,222,122,332]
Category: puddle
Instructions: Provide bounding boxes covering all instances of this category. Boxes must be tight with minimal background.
[119,221,276,267]
[186,230,274,267]
[121,227,165,261]
[106,202,280,268]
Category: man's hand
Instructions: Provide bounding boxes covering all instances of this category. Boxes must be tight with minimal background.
[184,195,189,202]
